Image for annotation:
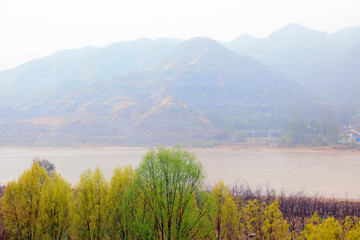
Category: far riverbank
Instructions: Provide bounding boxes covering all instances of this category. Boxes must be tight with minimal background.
[0,146,359,199]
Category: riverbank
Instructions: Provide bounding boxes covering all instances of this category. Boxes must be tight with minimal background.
[1,146,359,198]
[187,144,360,153]
[1,143,358,153]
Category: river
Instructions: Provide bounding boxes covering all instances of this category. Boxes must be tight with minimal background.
[0,147,359,198]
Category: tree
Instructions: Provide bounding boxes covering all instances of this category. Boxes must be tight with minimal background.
[344,216,360,239]
[133,147,212,239]
[74,168,108,240]
[0,197,10,239]
[38,172,74,240]
[281,118,339,147]
[261,201,290,240]
[301,214,343,240]
[242,199,265,239]
[211,180,240,239]
[104,165,135,239]
[33,157,56,176]
[281,118,312,146]
[3,162,49,239]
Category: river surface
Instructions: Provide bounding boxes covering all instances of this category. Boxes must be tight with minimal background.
[0,147,359,198]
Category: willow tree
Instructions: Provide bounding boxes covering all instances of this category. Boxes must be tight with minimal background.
[104,165,135,239]
[3,162,48,239]
[38,172,74,240]
[74,168,108,240]
[134,147,212,239]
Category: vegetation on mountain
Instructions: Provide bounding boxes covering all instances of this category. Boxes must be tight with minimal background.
[280,118,339,147]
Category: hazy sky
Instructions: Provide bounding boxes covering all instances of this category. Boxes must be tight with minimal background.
[0,0,359,70]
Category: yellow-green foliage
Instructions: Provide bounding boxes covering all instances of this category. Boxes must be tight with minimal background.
[241,199,290,239]
[212,180,240,239]
[74,168,108,240]
[221,196,240,239]
[301,214,343,240]
[298,214,360,240]
[261,201,290,240]
[38,172,73,240]
[3,162,48,239]
[104,165,135,239]
[344,216,360,239]
[242,199,266,238]
[133,147,212,239]
[0,194,10,239]
[2,148,360,240]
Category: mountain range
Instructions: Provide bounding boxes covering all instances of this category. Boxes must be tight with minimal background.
[0,23,359,145]
[226,24,360,87]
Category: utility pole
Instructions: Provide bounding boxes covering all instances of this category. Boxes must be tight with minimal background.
[268,130,271,143]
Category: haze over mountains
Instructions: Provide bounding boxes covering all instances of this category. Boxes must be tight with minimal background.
[226,23,360,86]
[0,23,359,145]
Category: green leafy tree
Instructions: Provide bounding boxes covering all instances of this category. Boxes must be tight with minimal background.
[104,165,135,239]
[74,168,108,240]
[282,118,312,146]
[282,118,339,146]
[133,147,212,239]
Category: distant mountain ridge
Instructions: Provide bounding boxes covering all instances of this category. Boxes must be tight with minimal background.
[226,23,360,86]
[0,38,181,105]
[7,38,312,143]
[0,24,359,145]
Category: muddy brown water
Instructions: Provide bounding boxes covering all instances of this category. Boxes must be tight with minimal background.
[0,147,359,199]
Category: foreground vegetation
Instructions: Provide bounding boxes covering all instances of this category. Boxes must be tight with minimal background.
[0,148,360,239]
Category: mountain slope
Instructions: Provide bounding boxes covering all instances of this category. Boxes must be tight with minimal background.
[0,38,182,105]
[225,34,259,53]
[153,38,310,111]
[33,38,318,134]
[227,24,344,86]
[312,43,360,105]
[0,36,337,145]
[329,26,360,48]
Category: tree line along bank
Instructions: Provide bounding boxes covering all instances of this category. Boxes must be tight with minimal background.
[0,148,360,239]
